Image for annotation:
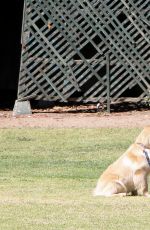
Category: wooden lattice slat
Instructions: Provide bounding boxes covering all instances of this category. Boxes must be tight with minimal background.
[18,0,150,103]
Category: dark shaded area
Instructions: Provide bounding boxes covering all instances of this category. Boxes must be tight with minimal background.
[0,90,17,109]
[0,0,24,106]
[30,99,150,114]
[0,95,149,114]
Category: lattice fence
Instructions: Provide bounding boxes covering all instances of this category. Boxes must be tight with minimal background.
[17,0,150,103]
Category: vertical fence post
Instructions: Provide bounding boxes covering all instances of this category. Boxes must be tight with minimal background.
[106,53,110,113]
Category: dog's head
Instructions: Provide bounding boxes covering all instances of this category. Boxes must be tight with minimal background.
[135,126,150,149]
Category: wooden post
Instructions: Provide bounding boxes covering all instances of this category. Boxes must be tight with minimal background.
[106,53,110,113]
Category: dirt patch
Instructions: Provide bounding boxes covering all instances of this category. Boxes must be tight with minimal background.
[0,103,150,128]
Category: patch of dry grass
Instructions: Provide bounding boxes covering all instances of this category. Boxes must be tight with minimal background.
[0,128,149,230]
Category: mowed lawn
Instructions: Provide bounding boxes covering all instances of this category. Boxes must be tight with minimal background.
[0,128,150,230]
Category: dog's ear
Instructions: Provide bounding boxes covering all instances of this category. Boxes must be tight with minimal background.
[135,127,150,148]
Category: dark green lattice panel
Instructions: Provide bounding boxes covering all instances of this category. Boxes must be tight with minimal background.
[18,0,150,102]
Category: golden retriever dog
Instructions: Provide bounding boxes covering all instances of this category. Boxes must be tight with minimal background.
[93,127,150,197]
[135,126,150,149]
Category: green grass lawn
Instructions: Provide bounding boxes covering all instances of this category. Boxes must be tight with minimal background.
[0,127,150,230]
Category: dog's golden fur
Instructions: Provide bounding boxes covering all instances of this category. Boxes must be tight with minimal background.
[135,126,150,149]
[93,126,150,197]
